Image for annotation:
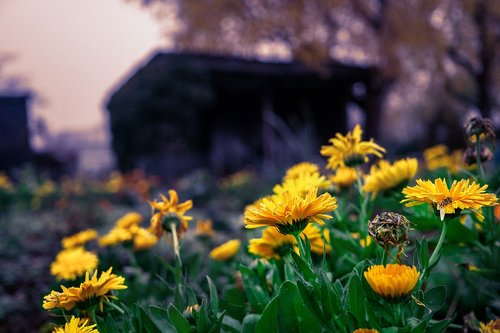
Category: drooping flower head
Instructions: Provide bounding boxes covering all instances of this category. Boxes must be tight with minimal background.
[363,158,418,196]
[209,239,241,261]
[364,264,420,301]
[43,268,127,312]
[50,247,99,281]
[149,190,193,238]
[62,229,98,249]
[321,124,385,169]
[244,188,337,235]
[52,316,99,333]
[330,166,357,190]
[401,178,498,221]
[248,227,298,260]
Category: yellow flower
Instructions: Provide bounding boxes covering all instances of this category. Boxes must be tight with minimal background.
[149,190,193,238]
[244,188,337,235]
[0,173,13,190]
[353,329,380,333]
[273,172,330,197]
[363,158,418,196]
[50,247,98,281]
[116,212,142,229]
[210,240,241,261]
[131,226,158,251]
[248,227,298,260]
[104,171,124,193]
[52,316,99,333]
[195,219,215,238]
[364,264,420,300]
[480,319,500,333]
[330,167,357,190]
[401,178,498,221]
[423,145,469,174]
[62,229,98,249]
[43,268,127,312]
[283,162,320,180]
[302,224,331,255]
[99,228,133,247]
[321,124,385,169]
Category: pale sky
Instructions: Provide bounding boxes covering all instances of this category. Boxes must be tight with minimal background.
[0,0,166,135]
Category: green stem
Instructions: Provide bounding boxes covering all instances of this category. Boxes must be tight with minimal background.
[355,168,369,237]
[475,134,485,179]
[419,219,448,286]
[170,222,182,267]
[293,232,311,267]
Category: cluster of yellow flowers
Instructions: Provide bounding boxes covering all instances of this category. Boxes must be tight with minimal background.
[99,212,158,250]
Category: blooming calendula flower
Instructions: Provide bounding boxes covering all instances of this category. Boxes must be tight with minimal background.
[353,329,380,333]
[423,145,469,174]
[62,229,98,249]
[195,219,215,238]
[244,188,337,235]
[363,158,418,196]
[364,264,420,300]
[52,316,99,333]
[321,124,385,169]
[116,212,142,229]
[43,268,127,312]
[480,319,500,333]
[209,239,241,261]
[99,212,157,250]
[98,227,133,246]
[248,227,298,260]
[330,166,357,190]
[149,190,193,238]
[401,178,498,221]
[50,247,98,281]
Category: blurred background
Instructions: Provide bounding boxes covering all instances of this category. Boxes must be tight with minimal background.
[1,0,499,180]
[1,0,500,331]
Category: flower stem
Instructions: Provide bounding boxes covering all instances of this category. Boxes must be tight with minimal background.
[419,218,448,286]
[293,232,312,267]
[170,222,182,265]
[475,134,485,179]
[355,168,368,237]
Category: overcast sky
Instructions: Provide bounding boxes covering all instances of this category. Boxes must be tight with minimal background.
[0,0,166,135]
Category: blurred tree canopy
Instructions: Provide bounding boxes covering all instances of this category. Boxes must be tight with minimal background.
[128,0,500,148]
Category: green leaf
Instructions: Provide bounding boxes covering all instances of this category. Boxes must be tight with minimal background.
[417,239,429,270]
[240,266,269,312]
[242,314,262,333]
[221,316,242,333]
[427,318,453,333]
[347,273,366,325]
[137,304,161,333]
[149,305,177,333]
[290,250,315,281]
[167,304,192,333]
[207,276,219,316]
[196,301,210,333]
[276,281,321,332]
[424,286,446,312]
[255,297,278,333]
[221,287,246,321]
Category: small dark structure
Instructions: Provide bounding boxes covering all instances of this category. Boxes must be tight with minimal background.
[107,52,373,178]
[0,94,32,172]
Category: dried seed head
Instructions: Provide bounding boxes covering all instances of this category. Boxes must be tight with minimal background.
[463,145,494,165]
[368,212,411,248]
[464,117,496,144]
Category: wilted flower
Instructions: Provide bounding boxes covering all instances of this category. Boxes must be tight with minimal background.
[244,188,337,235]
[364,264,420,300]
[321,124,385,169]
[50,247,98,281]
[62,229,98,249]
[479,319,500,333]
[363,158,418,196]
[149,190,193,238]
[43,268,127,312]
[210,239,241,261]
[401,178,498,221]
[463,145,494,165]
[464,116,495,144]
[52,316,99,333]
[368,212,411,249]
